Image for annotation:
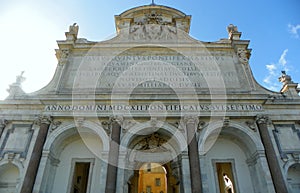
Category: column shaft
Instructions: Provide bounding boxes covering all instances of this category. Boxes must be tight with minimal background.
[105,120,121,193]
[256,116,288,193]
[0,119,8,138]
[186,118,203,193]
[20,116,51,193]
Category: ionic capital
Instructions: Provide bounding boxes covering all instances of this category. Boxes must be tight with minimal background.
[34,115,53,125]
[256,114,270,125]
[183,115,199,125]
[110,115,124,126]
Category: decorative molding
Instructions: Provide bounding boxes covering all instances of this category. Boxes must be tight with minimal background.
[101,116,123,135]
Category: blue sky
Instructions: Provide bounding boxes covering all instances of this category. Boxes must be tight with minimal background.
[0,0,299,99]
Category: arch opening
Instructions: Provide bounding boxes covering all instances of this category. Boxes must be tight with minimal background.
[0,163,20,193]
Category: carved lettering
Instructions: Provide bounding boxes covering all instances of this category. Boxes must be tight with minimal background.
[44,104,263,113]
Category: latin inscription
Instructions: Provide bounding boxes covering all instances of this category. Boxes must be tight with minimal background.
[44,104,263,112]
[67,54,241,89]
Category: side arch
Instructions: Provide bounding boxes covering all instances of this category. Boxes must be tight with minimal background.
[198,120,264,156]
[0,162,20,193]
[44,120,110,153]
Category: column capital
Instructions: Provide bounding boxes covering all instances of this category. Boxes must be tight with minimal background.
[183,115,199,125]
[34,115,53,125]
[0,119,8,129]
[110,115,123,125]
[255,114,270,125]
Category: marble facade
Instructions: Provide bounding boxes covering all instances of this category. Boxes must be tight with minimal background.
[0,4,300,193]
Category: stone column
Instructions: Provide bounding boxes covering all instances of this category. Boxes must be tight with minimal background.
[180,152,191,193]
[0,119,8,138]
[20,115,52,193]
[105,116,122,193]
[184,116,203,193]
[256,115,288,193]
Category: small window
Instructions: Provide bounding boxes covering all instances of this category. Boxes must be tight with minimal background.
[155,178,161,186]
[71,162,90,193]
[147,163,151,172]
[146,185,151,193]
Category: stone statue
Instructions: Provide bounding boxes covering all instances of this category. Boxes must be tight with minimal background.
[6,71,26,99]
[69,23,79,35]
[223,173,234,193]
[278,71,293,85]
[16,71,26,86]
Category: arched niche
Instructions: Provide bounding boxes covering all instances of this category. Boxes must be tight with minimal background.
[36,121,109,193]
[199,121,272,193]
[287,163,300,193]
[199,121,264,157]
[0,163,20,193]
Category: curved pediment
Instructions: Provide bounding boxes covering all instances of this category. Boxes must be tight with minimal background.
[115,4,191,34]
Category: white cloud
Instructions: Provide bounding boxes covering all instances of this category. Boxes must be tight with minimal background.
[0,3,66,100]
[288,24,300,38]
[263,49,289,91]
[279,49,288,66]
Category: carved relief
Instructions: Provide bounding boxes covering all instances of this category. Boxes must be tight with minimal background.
[245,120,257,132]
[129,11,177,40]
[101,116,124,135]
[122,119,136,133]
[135,133,167,152]
[50,121,62,132]
[197,121,207,132]
[101,120,111,135]
[129,24,177,40]
[58,49,70,66]
[74,117,85,128]
[237,48,249,64]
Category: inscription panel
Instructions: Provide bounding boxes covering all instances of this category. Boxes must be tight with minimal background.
[62,51,243,91]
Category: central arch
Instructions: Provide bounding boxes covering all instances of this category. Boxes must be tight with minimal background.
[121,121,185,193]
